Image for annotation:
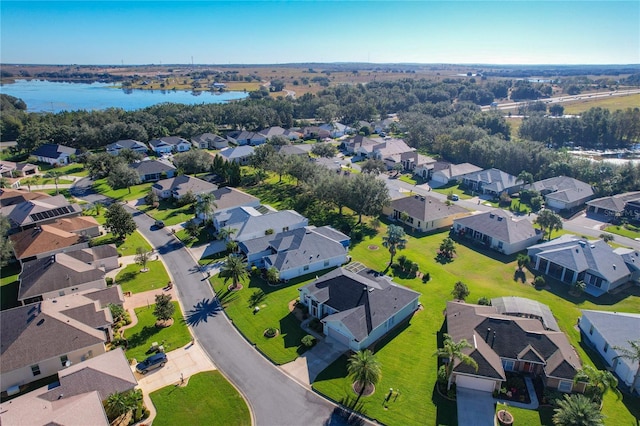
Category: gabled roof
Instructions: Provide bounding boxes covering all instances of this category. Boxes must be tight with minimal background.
[527,176,594,204]
[0,188,50,208]
[152,175,217,198]
[461,168,519,192]
[218,145,255,160]
[106,139,148,152]
[581,310,640,355]
[129,159,176,176]
[278,144,310,156]
[65,244,118,264]
[192,133,227,145]
[391,194,469,223]
[1,194,81,228]
[373,138,414,157]
[527,235,637,284]
[19,253,105,300]
[433,162,483,179]
[1,297,107,373]
[40,348,137,402]
[302,268,419,342]
[345,135,378,150]
[454,209,541,244]
[32,143,78,159]
[586,191,640,213]
[149,136,189,147]
[258,126,289,138]
[234,210,307,241]
[211,187,259,211]
[10,224,84,260]
[446,301,581,381]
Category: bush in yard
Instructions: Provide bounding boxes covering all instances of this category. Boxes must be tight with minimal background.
[477,297,491,306]
[301,335,316,348]
[106,277,114,285]
[534,275,546,288]
[264,327,278,338]
[437,365,448,385]
[153,294,175,325]
[409,261,419,277]
[422,272,430,283]
[397,254,407,269]
[309,317,323,333]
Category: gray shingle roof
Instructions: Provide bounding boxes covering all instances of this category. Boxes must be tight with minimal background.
[129,159,176,176]
[211,187,259,211]
[152,175,217,198]
[391,194,469,223]
[149,136,189,148]
[461,168,519,193]
[192,133,227,145]
[219,146,255,160]
[32,144,78,160]
[527,176,594,204]
[302,268,419,342]
[234,210,307,241]
[586,191,640,213]
[1,194,81,228]
[581,310,640,357]
[454,209,540,244]
[106,139,148,152]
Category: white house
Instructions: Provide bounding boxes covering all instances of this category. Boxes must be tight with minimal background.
[526,176,594,211]
[31,144,78,165]
[430,162,483,186]
[579,310,640,394]
[106,139,149,156]
[148,136,191,154]
[299,267,420,351]
[191,133,228,150]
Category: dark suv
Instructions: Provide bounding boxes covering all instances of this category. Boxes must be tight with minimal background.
[135,352,167,374]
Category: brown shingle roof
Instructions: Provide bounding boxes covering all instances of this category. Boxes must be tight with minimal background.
[0,188,50,207]
[10,225,84,260]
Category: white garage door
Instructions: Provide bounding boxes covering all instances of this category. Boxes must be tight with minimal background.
[327,327,351,347]
[456,375,496,392]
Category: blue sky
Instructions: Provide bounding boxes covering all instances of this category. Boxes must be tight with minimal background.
[1,1,639,65]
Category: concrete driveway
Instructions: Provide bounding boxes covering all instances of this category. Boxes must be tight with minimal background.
[456,388,496,426]
[281,337,348,386]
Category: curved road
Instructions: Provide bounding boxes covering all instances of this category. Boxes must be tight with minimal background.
[125,207,340,426]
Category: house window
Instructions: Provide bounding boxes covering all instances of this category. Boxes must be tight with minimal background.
[558,380,573,393]
[498,241,504,249]
[60,355,69,367]
[387,316,395,329]
[59,291,65,297]
[303,265,309,271]
[502,360,515,371]
[283,227,289,232]
[324,260,330,267]
[31,365,41,376]
[604,343,609,353]
[589,325,594,335]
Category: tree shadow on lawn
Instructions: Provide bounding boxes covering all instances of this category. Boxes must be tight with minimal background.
[116,270,139,284]
[183,298,221,327]
[314,354,350,383]
[431,384,457,426]
[513,269,527,283]
[126,325,161,350]
[215,287,240,306]
[279,312,307,350]
[366,320,411,353]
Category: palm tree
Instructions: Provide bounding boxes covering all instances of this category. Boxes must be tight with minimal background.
[220,255,249,290]
[535,209,563,240]
[574,365,621,403]
[44,170,64,194]
[265,266,279,284]
[516,171,534,186]
[438,237,457,259]
[105,390,141,422]
[217,226,237,241]
[347,349,382,405]
[434,333,478,389]
[21,177,37,192]
[516,253,530,271]
[0,177,9,188]
[196,193,217,224]
[613,339,640,394]
[552,394,604,426]
[382,224,407,265]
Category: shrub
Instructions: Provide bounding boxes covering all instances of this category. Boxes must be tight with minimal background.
[477,297,491,306]
[422,272,430,283]
[534,275,546,288]
[543,388,564,406]
[301,335,316,348]
[106,277,114,285]
[264,327,278,338]
[309,317,323,333]
[437,365,448,385]
[397,254,407,268]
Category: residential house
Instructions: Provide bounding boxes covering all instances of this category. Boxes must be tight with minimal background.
[398,151,437,179]
[0,160,39,178]
[18,251,110,304]
[298,267,420,351]
[586,191,640,218]
[579,310,640,394]
[226,130,266,146]
[384,194,470,233]
[218,145,255,165]
[342,135,379,156]
[31,144,78,165]
[148,136,191,154]
[430,162,483,186]
[0,348,136,425]
[624,199,640,224]
[302,126,331,140]
[258,126,300,141]
[0,188,50,208]
[452,209,542,255]
[239,226,349,280]
[371,138,416,168]
[215,207,308,242]
[372,117,398,134]
[196,187,260,221]
[0,289,119,393]
[1,194,81,232]
[445,300,584,393]
[460,168,522,196]
[278,144,311,158]
[191,133,228,149]
[319,122,350,138]
[492,296,560,331]
[129,159,176,183]
[527,235,640,296]
[10,216,101,261]
[152,175,217,200]
[105,139,149,156]
[526,176,594,211]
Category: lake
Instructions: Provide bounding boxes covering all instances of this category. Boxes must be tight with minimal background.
[0,79,248,113]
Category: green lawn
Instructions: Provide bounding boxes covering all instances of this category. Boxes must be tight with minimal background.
[141,200,195,226]
[311,224,640,426]
[150,371,250,426]
[92,230,152,256]
[93,178,153,201]
[431,182,474,200]
[211,271,328,365]
[0,262,20,311]
[115,260,171,294]
[31,177,74,185]
[604,224,640,239]
[124,302,191,362]
[175,228,216,248]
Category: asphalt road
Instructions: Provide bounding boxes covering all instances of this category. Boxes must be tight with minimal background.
[125,206,343,426]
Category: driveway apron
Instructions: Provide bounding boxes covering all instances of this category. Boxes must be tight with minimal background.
[456,388,496,426]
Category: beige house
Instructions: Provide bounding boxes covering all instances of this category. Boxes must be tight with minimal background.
[0,289,118,393]
[384,194,470,232]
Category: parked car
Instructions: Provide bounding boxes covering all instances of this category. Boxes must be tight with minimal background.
[135,353,167,374]
[154,220,165,229]
[451,194,459,201]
